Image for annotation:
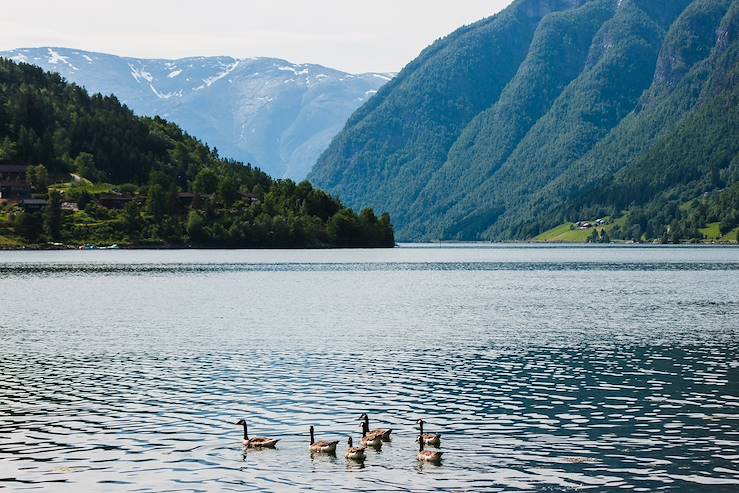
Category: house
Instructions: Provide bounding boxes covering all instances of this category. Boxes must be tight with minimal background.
[21,198,48,212]
[0,164,32,202]
[98,194,133,209]
[176,192,196,208]
[0,164,29,182]
[240,191,260,204]
[0,182,32,201]
[61,202,79,212]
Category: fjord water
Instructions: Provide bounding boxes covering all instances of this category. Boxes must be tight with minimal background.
[1,246,738,492]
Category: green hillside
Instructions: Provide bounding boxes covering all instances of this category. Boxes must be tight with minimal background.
[0,58,394,248]
[309,0,738,243]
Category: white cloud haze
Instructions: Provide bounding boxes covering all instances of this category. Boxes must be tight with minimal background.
[1,0,513,72]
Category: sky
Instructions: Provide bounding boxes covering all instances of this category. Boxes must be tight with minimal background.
[0,0,513,73]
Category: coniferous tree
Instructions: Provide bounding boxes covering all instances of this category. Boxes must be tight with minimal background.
[44,190,63,241]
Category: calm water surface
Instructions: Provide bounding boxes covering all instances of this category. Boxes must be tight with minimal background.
[1,245,738,492]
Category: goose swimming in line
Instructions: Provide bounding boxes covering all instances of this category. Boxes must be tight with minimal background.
[309,426,339,454]
[359,413,392,441]
[417,435,443,463]
[416,419,441,447]
[235,419,279,448]
[345,437,366,461]
[360,420,383,448]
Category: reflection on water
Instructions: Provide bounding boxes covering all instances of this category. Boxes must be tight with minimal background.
[1,246,738,492]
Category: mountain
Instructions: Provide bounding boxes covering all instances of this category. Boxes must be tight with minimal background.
[309,0,739,242]
[0,47,392,179]
[0,58,395,249]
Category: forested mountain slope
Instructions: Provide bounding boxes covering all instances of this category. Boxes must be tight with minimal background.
[309,0,738,241]
[0,59,394,248]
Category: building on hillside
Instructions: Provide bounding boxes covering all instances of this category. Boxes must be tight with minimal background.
[0,164,32,202]
[176,192,196,208]
[0,164,29,182]
[0,183,32,202]
[98,194,133,210]
[61,202,79,212]
[21,198,48,212]
[240,191,260,204]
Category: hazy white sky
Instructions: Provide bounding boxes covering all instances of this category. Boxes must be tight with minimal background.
[0,0,513,73]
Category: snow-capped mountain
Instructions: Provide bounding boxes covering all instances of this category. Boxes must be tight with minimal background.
[1,47,393,179]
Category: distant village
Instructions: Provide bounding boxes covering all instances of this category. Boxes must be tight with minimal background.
[0,163,260,212]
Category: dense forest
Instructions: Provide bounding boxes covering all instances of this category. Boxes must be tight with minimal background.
[310,0,738,243]
[0,58,394,248]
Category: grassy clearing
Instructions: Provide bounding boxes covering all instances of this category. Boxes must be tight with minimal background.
[719,227,739,243]
[534,223,594,243]
[49,181,119,196]
[534,216,625,243]
[0,235,23,248]
[699,222,722,240]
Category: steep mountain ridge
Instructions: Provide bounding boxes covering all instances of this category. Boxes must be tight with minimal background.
[310,0,737,241]
[0,47,391,179]
[309,0,588,221]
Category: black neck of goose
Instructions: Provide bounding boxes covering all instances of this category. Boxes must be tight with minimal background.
[310,428,315,445]
[361,421,368,437]
[419,436,424,452]
[242,422,249,440]
[419,421,424,435]
[348,437,353,448]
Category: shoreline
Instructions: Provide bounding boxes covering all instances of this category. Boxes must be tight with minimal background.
[2,242,738,252]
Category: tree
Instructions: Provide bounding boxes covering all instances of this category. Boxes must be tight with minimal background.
[147,183,168,220]
[327,209,361,247]
[44,190,63,241]
[186,210,207,245]
[599,228,609,244]
[193,168,218,195]
[14,212,42,243]
[27,164,48,190]
[588,228,600,244]
[217,175,239,207]
[146,171,176,219]
[74,152,100,182]
[122,201,141,239]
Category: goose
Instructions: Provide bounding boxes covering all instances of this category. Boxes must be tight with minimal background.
[235,419,279,448]
[309,426,339,454]
[416,419,441,447]
[360,420,383,448]
[359,413,392,441]
[345,437,366,461]
[417,435,443,463]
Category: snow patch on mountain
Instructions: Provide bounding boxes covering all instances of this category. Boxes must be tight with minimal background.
[47,48,78,71]
[195,59,240,90]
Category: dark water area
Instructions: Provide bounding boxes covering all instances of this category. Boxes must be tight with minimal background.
[1,246,738,491]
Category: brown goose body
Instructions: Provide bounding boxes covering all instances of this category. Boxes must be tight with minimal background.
[360,421,383,448]
[345,437,366,461]
[236,420,279,448]
[417,435,443,463]
[309,426,339,454]
[244,437,280,448]
[416,419,441,447]
[360,414,392,441]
